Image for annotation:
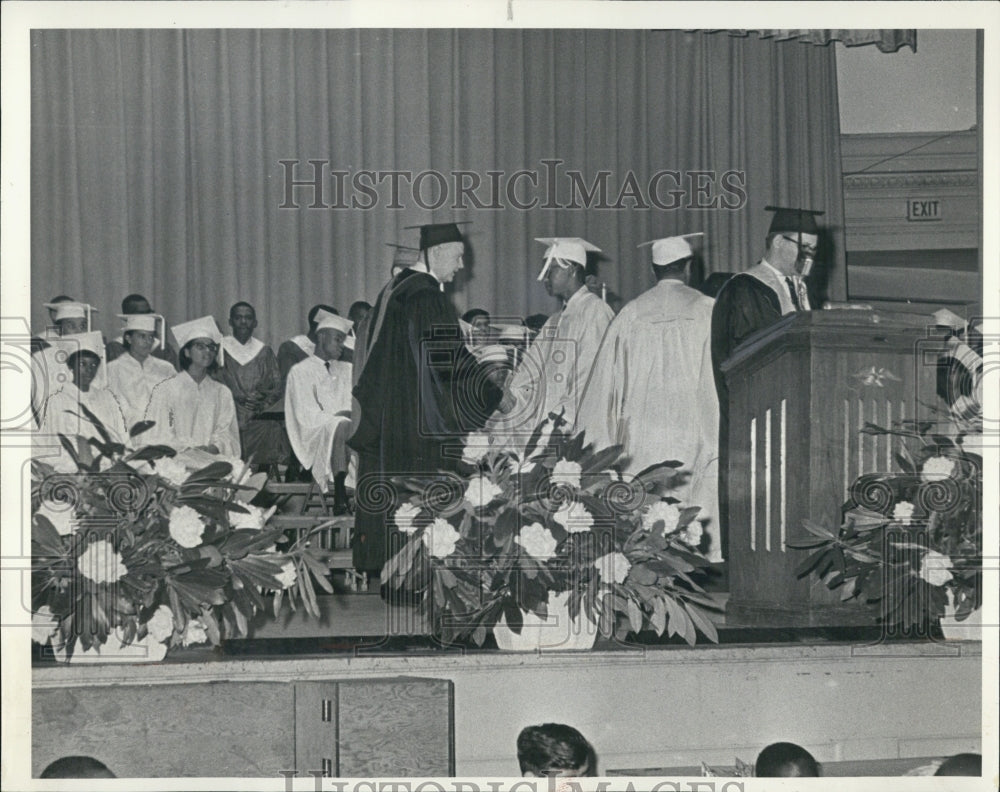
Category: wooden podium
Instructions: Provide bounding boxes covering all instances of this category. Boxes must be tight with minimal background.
[720,308,947,626]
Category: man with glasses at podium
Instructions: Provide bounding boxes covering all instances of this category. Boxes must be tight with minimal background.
[709,205,823,557]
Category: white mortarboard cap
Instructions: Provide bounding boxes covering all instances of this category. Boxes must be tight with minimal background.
[342,333,356,351]
[118,313,161,333]
[315,314,354,336]
[313,308,339,326]
[932,308,967,331]
[172,315,223,349]
[44,301,97,323]
[54,330,104,359]
[638,233,704,266]
[534,237,600,281]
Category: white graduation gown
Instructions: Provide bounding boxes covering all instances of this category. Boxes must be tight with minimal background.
[106,353,177,432]
[576,279,722,560]
[143,371,240,457]
[284,356,353,488]
[36,383,128,472]
[488,286,613,453]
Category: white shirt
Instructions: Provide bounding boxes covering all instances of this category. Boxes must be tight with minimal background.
[36,383,128,472]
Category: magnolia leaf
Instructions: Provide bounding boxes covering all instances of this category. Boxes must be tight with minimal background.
[129,420,155,438]
[579,445,625,476]
[503,601,524,635]
[663,596,685,638]
[56,433,85,471]
[200,608,222,645]
[472,624,487,646]
[626,597,643,635]
[183,461,234,486]
[31,517,66,556]
[800,520,838,539]
[794,549,831,579]
[685,602,719,643]
[123,444,178,463]
[650,596,667,635]
[676,605,697,646]
[628,563,658,586]
[76,401,113,447]
[272,589,284,619]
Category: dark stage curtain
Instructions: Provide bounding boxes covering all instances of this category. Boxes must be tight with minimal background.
[31,29,846,346]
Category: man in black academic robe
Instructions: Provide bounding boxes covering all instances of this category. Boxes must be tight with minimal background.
[710,206,822,559]
[349,224,502,576]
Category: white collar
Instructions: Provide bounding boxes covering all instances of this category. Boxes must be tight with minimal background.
[222,335,265,366]
[563,285,590,309]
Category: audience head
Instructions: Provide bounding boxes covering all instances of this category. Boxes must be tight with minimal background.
[40,756,115,779]
[306,304,339,340]
[517,723,594,778]
[935,753,982,776]
[46,301,93,336]
[228,301,258,344]
[121,293,153,315]
[348,301,372,330]
[120,314,160,361]
[314,314,353,362]
[66,350,101,392]
[755,742,819,778]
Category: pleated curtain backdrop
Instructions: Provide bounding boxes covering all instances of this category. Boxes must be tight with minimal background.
[30,29,846,347]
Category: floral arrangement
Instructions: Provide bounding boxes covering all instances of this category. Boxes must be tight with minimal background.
[31,405,335,661]
[790,416,982,631]
[380,416,720,647]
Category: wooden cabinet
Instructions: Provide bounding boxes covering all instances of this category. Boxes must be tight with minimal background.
[33,675,453,778]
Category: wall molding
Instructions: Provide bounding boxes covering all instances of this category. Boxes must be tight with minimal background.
[844,171,977,191]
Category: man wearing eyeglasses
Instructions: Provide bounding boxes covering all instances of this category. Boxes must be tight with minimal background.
[710,205,823,559]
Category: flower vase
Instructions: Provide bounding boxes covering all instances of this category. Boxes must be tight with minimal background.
[493,591,598,651]
[939,592,982,641]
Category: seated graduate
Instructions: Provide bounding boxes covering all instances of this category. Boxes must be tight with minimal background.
[143,316,240,463]
[754,742,820,777]
[215,301,289,466]
[277,303,340,383]
[284,313,355,513]
[31,300,103,421]
[105,293,179,369]
[30,294,74,354]
[106,313,176,432]
[517,723,596,778]
[36,331,128,472]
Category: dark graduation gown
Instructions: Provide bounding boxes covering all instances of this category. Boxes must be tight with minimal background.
[709,271,785,558]
[349,269,502,572]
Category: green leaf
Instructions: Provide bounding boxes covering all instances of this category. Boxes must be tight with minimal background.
[650,596,667,635]
[129,420,155,438]
[626,597,643,635]
[123,444,178,463]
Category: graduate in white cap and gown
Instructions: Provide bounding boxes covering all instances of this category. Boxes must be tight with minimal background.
[577,233,721,560]
[488,237,613,453]
[31,301,104,421]
[277,303,341,383]
[285,313,356,513]
[106,313,176,432]
[36,331,128,472]
[143,316,240,461]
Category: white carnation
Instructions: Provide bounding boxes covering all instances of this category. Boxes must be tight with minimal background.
[515,522,558,562]
[461,432,491,464]
[153,457,189,486]
[550,459,582,489]
[464,474,503,510]
[643,501,680,535]
[35,499,78,536]
[921,456,955,482]
[552,501,594,533]
[919,550,954,587]
[168,505,205,548]
[274,561,297,589]
[892,501,915,526]
[230,501,265,530]
[32,606,59,645]
[393,503,422,534]
[422,518,461,559]
[77,540,128,585]
[145,604,175,643]
[594,551,631,585]
[682,520,703,546]
[181,618,208,647]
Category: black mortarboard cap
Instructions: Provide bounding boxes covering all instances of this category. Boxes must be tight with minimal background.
[404,222,470,252]
[765,206,824,236]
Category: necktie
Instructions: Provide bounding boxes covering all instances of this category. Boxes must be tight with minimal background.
[786,277,808,311]
[325,360,331,373]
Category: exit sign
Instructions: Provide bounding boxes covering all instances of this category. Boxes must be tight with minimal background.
[907,198,942,221]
